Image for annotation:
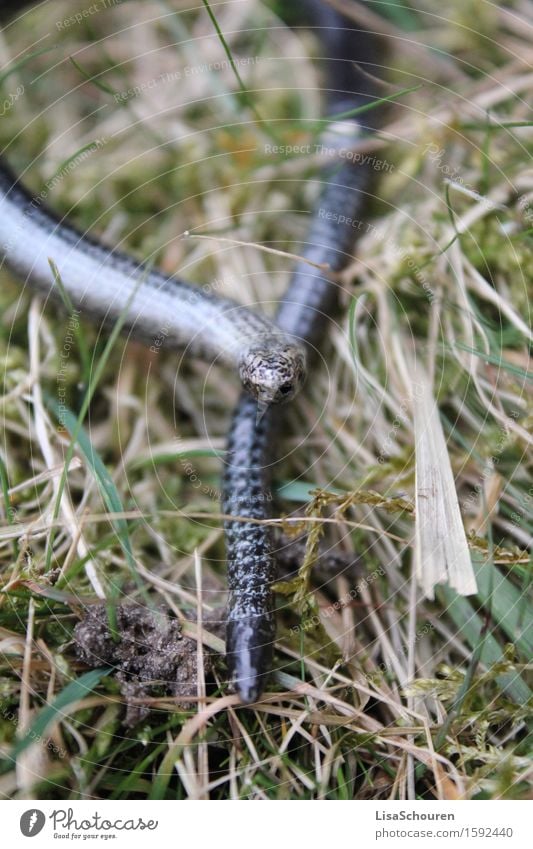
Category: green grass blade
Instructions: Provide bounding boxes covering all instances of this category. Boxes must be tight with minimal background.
[378,0,420,29]
[0,455,13,525]
[275,479,342,502]
[200,0,279,141]
[43,260,151,577]
[449,341,532,381]
[305,84,423,135]
[48,259,92,385]
[69,55,118,97]
[131,447,224,469]
[11,668,110,761]
[45,396,145,600]
[473,555,533,659]
[438,587,531,705]
[46,140,106,185]
[0,45,58,86]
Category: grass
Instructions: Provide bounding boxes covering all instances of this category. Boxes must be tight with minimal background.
[0,0,531,800]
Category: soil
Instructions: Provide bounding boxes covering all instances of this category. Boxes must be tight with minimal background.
[74,603,219,726]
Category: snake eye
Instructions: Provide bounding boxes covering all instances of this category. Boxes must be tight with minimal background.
[279,382,293,396]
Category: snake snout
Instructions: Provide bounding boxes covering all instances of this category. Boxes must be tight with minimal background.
[239,342,306,406]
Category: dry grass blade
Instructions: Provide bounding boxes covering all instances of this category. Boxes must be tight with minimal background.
[412,365,478,599]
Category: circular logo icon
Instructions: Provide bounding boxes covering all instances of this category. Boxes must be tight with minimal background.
[20,810,46,837]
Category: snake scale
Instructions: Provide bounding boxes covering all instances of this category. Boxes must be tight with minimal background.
[0,0,382,704]
[223,2,382,701]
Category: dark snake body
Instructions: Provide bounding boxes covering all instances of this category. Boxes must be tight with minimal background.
[0,0,383,705]
[0,3,305,406]
[223,1,383,702]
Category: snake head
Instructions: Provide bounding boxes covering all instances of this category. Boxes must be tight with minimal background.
[239,341,306,405]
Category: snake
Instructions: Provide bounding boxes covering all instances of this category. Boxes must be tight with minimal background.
[0,4,306,407]
[223,1,383,702]
[0,0,382,705]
